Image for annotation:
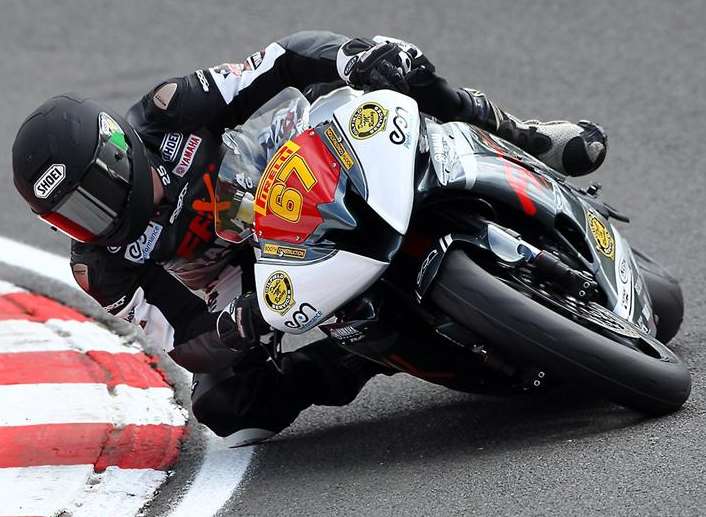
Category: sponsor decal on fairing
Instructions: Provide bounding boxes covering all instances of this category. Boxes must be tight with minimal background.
[349,102,388,140]
[262,270,295,315]
[619,257,630,284]
[332,90,419,234]
[284,302,322,331]
[389,107,411,147]
[262,243,307,260]
[324,125,355,170]
[587,211,615,260]
[611,227,636,321]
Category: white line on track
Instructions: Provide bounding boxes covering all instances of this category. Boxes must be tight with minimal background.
[0,235,77,286]
[168,443,256,517]
[0,235,254,516]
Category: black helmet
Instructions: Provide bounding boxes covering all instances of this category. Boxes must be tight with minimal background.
[12,94,153,246]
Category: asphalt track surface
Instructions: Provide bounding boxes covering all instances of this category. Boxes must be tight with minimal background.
[2,1,706,515]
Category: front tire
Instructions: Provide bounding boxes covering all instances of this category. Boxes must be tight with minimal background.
[430,250,691,415]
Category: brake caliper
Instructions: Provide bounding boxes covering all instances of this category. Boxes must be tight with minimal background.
[531,251,598,301]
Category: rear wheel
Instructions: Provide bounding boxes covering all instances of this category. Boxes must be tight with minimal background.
[430,250,691,415]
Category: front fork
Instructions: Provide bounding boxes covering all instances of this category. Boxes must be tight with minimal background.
[415,222,598,303]
[409,222,600,391]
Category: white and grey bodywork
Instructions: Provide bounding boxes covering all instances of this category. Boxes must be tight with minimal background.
[254,89,420,333]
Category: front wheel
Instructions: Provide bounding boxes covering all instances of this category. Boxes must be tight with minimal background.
[430,250,691,415]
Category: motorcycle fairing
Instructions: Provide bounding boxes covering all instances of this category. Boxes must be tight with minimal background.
[560,200,655,335]
[252,90,422,333]
[422,122,657,335]
[328,90,420,235]
[424,121,478,190]
[318,121,368,198]
[255,250,388,333]
[253,129,343,244]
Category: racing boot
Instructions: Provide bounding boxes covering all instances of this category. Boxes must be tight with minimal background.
[496,118,607,177]
[456,88,607,176]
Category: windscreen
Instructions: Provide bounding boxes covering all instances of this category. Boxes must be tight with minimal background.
[215,87,311,243]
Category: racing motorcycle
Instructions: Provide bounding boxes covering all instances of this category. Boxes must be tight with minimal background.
[215,86,691,415]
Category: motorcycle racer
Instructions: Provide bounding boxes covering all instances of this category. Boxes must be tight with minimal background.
[11,31,607,445]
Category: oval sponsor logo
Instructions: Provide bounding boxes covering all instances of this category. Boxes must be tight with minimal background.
[349,102,388,140]
[263,270,295,315]
[33,164,66,199]
[587,212,615,260]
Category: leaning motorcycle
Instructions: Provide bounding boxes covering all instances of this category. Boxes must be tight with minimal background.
[214,86,690,415]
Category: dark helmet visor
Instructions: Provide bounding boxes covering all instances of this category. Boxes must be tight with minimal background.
[38,113,134,242]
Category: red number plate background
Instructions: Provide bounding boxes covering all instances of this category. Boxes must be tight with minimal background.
[254,130,342,244]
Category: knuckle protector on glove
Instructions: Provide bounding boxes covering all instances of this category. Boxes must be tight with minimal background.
[349,43,404,87]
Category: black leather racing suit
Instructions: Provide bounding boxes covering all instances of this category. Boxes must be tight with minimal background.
[69,31,536,439]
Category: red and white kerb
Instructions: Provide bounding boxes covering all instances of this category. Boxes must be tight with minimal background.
[0,280,186,517]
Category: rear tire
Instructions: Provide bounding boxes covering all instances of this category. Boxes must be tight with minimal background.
[430,250,691,415]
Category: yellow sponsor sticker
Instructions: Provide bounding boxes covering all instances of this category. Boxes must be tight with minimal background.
[324,126,355,170]
[587,212,615,260]
[262,243,307,260]
[349,102,388,140]
[263,270,295,314]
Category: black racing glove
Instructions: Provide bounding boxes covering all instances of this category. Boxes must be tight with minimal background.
[345,42,414,93]
[216,292,271,351]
